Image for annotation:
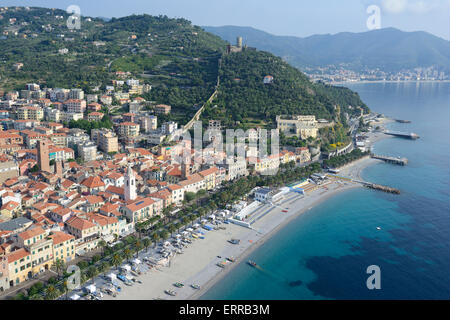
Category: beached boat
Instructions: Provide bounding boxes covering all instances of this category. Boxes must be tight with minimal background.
[174,282,184,288]
[229,239,240,245]
[216,262,226,268]
[227,257,236,263]
[247,260,257,268]
[191,284,201,290]
[165,290,177,296]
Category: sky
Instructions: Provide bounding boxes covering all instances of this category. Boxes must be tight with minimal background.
[2,0,450,40]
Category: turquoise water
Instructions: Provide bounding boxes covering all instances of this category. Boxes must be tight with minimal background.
[202,82,450,300]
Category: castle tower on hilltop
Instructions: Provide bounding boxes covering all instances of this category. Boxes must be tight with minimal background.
[124,164,137,201]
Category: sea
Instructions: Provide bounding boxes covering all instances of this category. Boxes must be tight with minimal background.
[201,82,450,300]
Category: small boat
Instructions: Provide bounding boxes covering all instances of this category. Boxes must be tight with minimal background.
[191,284,201,290]
[248,260,257,268]
[376,227,381,230]
[227,257,236,263]
[229,239,240,245]
[216,263,226,268]
[173,282,184,288]
[165,290,177,296]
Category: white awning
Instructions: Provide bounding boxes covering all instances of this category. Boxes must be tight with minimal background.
[70,294,81,300]
[86,285,96,293]
[107,273,117,281]
[175,234,182,238]
[121,264,131,271]
[132,258,141,265]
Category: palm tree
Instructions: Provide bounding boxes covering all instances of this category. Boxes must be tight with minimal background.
[151,232,160,247]
[134,240,143,257]
[98,261,109,278]
[54,258,65,278]
[168,224,176,237]
[123,248,133,262]
[143,238,151,252]
[62,279,69,300]
[44,285,60,300]
[87,266,98,284]
[98,240,107,257]
[111,253,123,271]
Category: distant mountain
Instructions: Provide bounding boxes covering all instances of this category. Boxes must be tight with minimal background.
[204,26,450,72]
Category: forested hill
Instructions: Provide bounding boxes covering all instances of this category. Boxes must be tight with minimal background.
[0,6,368,127]
[202,50,369,129]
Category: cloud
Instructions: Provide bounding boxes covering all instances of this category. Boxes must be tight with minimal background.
[381,0,450,14]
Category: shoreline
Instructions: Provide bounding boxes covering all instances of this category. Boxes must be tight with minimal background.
[194,122,394,300]
[192,183,361,300]
[101,119,392,301]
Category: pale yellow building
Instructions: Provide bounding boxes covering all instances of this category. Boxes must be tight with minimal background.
[17,106,44,121]
[48,231,76,263]
[276,115,318,139]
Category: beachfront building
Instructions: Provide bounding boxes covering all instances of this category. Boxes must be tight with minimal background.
[254,188,273,202]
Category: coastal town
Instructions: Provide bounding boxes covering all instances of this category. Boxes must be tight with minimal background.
[0,5,423,302]
[0,75,396,300]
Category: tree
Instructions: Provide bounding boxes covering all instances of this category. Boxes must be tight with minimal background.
[98,240,107,257]
[87,266,98,284]
[123,248,133,262]
[44,285,60,300]
[54,259,65,278]
[143,238,151,252]
[111,253,123,271]
[151,232,160,247]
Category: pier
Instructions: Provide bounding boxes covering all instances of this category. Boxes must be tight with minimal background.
[384,130,420,140]
[363,183,401,194]
[371,154,408,166]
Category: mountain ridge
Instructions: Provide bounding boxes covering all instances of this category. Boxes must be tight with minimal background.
[203,25,450,73]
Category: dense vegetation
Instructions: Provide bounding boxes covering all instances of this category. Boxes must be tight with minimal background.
[201,50,368,130]
[0,7,226,124]
[1,7,369,131]
[323,149,369,169]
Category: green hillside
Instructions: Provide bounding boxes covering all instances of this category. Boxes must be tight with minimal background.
[0,7,368,130]
[201,50,368,129]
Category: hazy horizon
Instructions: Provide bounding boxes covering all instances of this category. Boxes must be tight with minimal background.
[1,0,450,40]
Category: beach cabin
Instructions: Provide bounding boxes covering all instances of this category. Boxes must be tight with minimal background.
[255,188,272,202]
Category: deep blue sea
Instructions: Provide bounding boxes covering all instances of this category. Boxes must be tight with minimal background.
[202,82,450,300]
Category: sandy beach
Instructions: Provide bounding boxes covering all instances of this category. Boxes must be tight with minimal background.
[100,121,394,301]
[102,179,362,300]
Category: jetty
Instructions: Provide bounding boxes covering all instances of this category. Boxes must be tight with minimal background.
[371,154,408,166]
[384,130,420,140]
[363,183,401,194]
